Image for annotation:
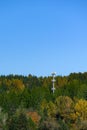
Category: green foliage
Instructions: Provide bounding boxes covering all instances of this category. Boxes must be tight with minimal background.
[7,113,29,130]
[77,84,87,99]
[28,118,36,130]
[56,76,68,88]
[0,91,20,115]
[1,72,87,129]
[0,107,8,130]
[64,80,80,98]
[58,119,69,130]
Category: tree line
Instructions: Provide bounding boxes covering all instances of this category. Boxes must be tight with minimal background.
[0,72,87,129]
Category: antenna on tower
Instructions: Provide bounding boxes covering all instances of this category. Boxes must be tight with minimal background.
[51,72,56,93]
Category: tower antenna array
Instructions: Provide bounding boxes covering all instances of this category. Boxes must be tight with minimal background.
[51,72,56,93]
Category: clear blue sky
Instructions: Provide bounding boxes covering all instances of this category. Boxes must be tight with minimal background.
[0,0,87,76]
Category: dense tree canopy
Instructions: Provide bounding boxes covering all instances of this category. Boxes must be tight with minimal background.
[0,72,87,129]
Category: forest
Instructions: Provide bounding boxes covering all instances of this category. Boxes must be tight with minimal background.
[0,72,87,130]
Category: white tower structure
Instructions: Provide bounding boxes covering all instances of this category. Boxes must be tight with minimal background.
[51,72,56,93]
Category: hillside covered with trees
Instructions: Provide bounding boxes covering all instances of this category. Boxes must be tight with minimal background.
[0,72,87,130]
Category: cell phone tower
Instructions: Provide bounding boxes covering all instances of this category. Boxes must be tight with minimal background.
[51,72,56,93]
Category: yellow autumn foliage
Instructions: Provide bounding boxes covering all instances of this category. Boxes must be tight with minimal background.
[46,101,57,117]
[41,99,57,117]
[75,99,87,120]
[40,99,48,112]
[12,79,25,91]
